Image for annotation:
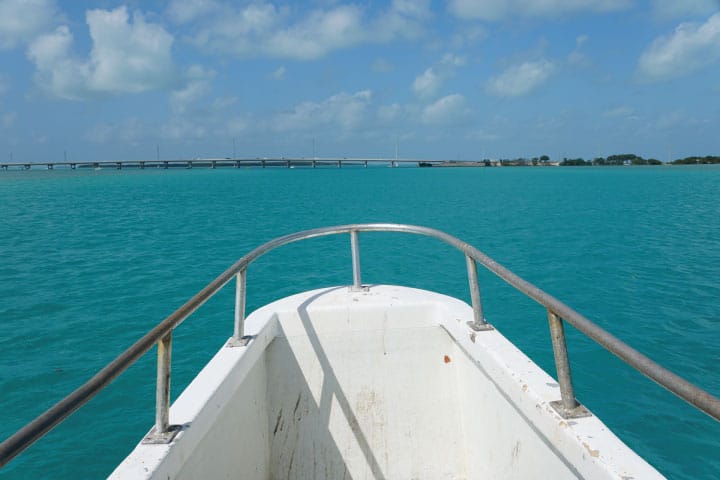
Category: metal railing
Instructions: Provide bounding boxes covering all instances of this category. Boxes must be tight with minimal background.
[1,223,719,466]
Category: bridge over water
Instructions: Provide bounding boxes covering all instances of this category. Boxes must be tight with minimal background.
[0,157,476,171]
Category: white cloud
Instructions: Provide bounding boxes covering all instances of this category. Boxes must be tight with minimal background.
[651,0,719,19]
[170,65,216,114]
[413,68,441,98]
[271,66,286,80]
[87,93,247,145]
[421,93,466,124]
[27,6,177,100]
[378,103,407,122]
[486,59,555,97]
[567,34,591,66]
[448,0,631,21]
[373,0,431,40]
[0,0,60,50]
[272,90,372,131]
[637,13,720,81]
[183,1,429,60]
[258,5,361,60]
[450,25,488,48]
[390,0,432,19]
[26,25,87,100]
[413,53,466,98]
[86,8,176,94]
[167,0,220,24]
[166,65,247,139]
[211,96,238,109]
[300,5,386,56]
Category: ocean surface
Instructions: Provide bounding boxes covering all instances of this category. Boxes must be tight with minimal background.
[1,165,718,478]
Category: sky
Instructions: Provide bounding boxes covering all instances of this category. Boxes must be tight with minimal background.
[0,0,719,163]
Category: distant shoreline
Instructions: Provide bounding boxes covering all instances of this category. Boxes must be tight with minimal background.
[2,154,719,171]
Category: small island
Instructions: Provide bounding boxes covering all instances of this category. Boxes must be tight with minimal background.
[559,154,720,166]
[419,154,720,167]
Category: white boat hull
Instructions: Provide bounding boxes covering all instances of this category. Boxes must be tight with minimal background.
[111,285,663,479]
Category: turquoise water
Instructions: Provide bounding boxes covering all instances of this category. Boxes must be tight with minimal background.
[1,166,718,478]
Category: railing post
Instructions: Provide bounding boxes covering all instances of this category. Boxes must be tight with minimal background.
[350,230,364,291]
[466,255,491,330]
[228,268,250,347]
[143,331,179,443]
[547,310,589,418]
[156,332,171,432]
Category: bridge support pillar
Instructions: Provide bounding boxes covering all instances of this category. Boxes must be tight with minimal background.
[140,162,145,170]
[163,161,168,169]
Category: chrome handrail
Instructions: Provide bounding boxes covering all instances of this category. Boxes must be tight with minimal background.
[1,223,718,467]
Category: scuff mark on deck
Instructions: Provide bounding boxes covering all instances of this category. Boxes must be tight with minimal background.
[511,440,521,465]
[273,409,283,436]
[293,393,302,417]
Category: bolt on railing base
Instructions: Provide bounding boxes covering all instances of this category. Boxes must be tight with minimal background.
[550,400,592,419]
[226,335,253,348]
[142,425,182,445]
[467,320,494,331]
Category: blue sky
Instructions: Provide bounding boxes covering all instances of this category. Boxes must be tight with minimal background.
[0,0,719,163]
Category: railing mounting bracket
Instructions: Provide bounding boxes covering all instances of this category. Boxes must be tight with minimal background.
[467,320,494,331]
[226,335,253,348]
[142,425,182,445]
[550,400,592,419]
[349,285,370,293]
